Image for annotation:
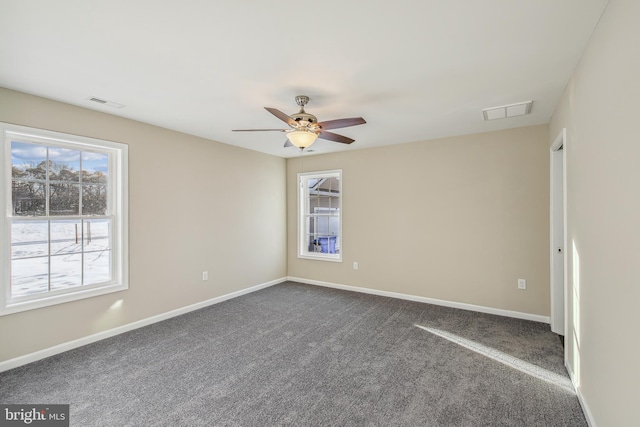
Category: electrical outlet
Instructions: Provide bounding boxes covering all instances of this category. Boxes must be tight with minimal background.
[202,271,208,281]
[518,278,526,289]
[353,262,359,270]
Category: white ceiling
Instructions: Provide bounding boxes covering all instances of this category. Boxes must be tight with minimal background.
[0,0,609,158]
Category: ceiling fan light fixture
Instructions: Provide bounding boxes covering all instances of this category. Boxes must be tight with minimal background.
[287,130,318,148]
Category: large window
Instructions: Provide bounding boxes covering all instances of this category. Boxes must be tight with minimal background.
[298,170,342,262]
[1,123,128,315]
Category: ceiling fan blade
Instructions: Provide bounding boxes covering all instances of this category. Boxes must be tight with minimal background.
[317,117,366,130]
[232,129,287,132]
[284,140,294,148]
[265,107,296,126]
[318,130,355,144]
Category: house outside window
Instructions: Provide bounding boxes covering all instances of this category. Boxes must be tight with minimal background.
[298,170,342,262]
[0,123,128,315]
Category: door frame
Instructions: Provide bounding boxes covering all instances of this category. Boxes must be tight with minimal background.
[550,128,568,337]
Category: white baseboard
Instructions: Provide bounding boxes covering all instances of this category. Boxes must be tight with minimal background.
[566,362,597,427]
[287,276,550,324]
[0,277,287,373]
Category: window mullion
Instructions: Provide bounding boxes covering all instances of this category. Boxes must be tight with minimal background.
[79,151,83,216]
[45,146,52,293]
[79,154,84,287]
[47,218,51,292]
[45,146,50,217]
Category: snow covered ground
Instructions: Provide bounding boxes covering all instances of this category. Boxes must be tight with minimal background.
[10,220,111,298]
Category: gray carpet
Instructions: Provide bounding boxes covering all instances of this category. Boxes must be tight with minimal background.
[0,281,586,426]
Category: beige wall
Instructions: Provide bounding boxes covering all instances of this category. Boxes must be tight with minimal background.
[0,87,287,363]
[549,0,639,425]
[287,125,550,316]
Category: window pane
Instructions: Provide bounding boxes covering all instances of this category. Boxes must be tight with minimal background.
[50,254,82,291]
[50,220,82,254]
[12,181,46,216]
[320,196,330,209]
[307,216,316,235]
[82,152,108,183]
[329,216,340,237]
[328,177,339,190]
[330,195,340,210]
[11,257,49,298]
[49,148,80,182]
[308,194,318,212]
[82,185,108,215]
[306,235,321,253]
[316,216,330,236]
[11,221,48,259]
[84,219,111,251]
[317,236,337,254]
[11,141,47,179]
[84,250,112,285]
[49,183,80,215]
[330,208,341,254]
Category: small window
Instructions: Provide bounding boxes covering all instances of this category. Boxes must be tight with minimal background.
[1,123,128,315]
[298,170,342,262]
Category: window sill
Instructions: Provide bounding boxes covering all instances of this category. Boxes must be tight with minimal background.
[0,282,128,316]
[298,254,342,263]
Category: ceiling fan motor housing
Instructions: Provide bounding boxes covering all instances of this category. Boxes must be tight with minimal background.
[292,112,318,127]
[292,95,318,128]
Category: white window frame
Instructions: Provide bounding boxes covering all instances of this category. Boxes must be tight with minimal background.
[0,123,129,316]
[298,169,342,262]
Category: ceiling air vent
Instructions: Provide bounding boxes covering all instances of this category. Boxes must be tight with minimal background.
[482,101,532,121]
[87,96,126,109]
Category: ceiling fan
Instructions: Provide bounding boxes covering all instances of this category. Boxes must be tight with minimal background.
[232,95,366,149]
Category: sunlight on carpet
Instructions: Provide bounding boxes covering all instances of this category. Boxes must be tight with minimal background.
[414,324,575,393]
